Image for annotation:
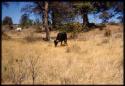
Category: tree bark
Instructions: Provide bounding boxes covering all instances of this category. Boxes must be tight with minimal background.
[52,11,56,29]
[44,1,50,41]
[83,13,89,27]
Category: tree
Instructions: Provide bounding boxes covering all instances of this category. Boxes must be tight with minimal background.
[21,1,123,34]
[34,18,41,25]
[117,16,123,23]
[72,1,123,29]
[21,1,88,40]
[20,14,30,28]
[99,11,110,23]
[2,16,13,26]
[49,1,75,28]
[44,1,50,40]
[22,1,50,40]
[26,56,40,84]
[72,2,94,28]
[28,19,34,26]
[31,1,50,40]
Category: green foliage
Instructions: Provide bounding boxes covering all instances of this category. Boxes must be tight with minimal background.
[57,22,83,38]
[73,2,94,14]
[97,23,106,27]
[21,1,123,30]
[72,1,123,25]
[99,11,110,23]
[20,14,32,29]
[59,22,82,33]
[50,1,76,27]
[28,19,34,25]
[34,18,41,25]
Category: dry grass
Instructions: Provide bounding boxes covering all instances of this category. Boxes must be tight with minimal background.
[2,32,11,40]
[2,25,123,85]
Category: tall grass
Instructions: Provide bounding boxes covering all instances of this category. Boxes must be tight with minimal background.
[2,25,123,84]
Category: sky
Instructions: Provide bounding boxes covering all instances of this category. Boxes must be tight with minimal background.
[2,2,37,24]
[2,2,121,24]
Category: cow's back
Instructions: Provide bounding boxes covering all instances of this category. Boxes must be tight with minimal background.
[56,32,67,41]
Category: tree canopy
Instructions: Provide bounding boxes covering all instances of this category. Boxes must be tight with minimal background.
[2,16,13,25]
[20,14,31,28]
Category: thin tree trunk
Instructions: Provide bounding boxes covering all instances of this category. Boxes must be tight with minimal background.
[44,1,50,41]
[83,13,89,27]
[52,11,56,29]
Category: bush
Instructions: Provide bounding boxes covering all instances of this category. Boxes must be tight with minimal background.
[8,58,27,84]
[96,23,106,31]
[104,29,111,37]
[53,25,62,30]
[58,22,82,32]
[109,22,119,25]
[58,22,83,38]
[97,23,106,27]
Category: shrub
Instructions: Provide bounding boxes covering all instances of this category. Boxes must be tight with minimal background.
[97,23,106,27]
[58,22,82,32]
[8,58,27,84]
[59,22,83,39]
[109,22,119,25]
[26,56,40,84]
[104,29,111,37]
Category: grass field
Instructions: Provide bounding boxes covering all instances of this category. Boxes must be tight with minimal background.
[2,24,123,84]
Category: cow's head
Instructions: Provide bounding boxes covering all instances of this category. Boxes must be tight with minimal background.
[54,40,58,47]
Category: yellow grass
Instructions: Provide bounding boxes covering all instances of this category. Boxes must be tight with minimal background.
[2,25,123,85]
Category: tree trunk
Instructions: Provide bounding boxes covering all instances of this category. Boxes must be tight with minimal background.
[83,13,89,27]
[44,1,50,41]
[52,11,56,29]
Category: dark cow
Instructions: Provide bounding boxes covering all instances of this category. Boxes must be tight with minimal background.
[54,32,67,47]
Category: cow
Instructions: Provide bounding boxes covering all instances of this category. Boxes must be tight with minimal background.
[54,32,67,47]
[16,27,22,32]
